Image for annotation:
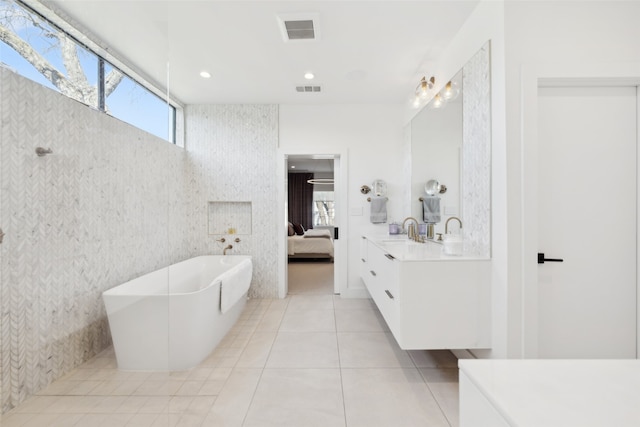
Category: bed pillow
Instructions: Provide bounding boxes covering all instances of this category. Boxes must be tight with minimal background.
[293,223,305,235]
[287,222,295,236]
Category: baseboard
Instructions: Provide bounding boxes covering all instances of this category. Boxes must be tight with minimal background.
[336,288,370,299]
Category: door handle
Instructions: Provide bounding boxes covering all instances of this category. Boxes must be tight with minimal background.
[538,252,564,264]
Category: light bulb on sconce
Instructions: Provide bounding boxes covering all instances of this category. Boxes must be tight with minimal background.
[441,80,460,101]
[430,93,447,109]
[416,76,435,100]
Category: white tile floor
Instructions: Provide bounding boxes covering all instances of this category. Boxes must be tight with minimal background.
[1,263,460,427]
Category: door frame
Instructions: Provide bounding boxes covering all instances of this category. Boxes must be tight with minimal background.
[277,148,348,298]
[521,62,640,358]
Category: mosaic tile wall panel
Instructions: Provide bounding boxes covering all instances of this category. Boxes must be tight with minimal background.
[462,43,492,257]
[0,68,192,412]
[184,105,279,299]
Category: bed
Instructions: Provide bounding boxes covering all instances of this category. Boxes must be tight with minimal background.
[288,228,334,261]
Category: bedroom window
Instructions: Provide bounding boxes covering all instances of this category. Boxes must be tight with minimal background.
[313,191,335,226]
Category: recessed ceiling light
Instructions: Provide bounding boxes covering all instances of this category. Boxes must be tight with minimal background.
[200,71,211,79]
[290,165,296,169]
[304,72,315,80]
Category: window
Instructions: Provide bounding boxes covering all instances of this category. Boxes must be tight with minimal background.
[104,62,175,142]
[313,191,335,226]
[0,0,177,143]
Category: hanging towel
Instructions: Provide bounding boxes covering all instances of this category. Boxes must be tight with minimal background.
[370,196,388,224]
[422,197,441,223]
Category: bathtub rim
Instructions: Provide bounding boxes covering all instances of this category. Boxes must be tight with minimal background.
[102,254,252,298]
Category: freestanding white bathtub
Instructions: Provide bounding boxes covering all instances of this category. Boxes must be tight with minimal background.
[102,255,252,371]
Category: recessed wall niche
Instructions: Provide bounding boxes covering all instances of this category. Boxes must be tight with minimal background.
[208,201,252,235]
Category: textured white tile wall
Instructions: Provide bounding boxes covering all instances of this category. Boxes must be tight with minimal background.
[1,69,281,412]
[0,67,193,412]
[462,43,492,257]
[184,105,279,299]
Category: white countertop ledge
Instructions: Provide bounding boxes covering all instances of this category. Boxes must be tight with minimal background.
[365,234,490,261]
[459,359,640,427]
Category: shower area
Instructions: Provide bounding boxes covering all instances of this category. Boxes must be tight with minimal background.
[0,65,280,418]
[0,65,193,414]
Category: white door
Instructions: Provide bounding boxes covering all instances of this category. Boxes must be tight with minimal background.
[537,86,637,358]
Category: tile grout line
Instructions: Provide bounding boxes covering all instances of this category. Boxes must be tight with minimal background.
[416,366,455,427]
[333,295,349,427]
[238,298,282,427]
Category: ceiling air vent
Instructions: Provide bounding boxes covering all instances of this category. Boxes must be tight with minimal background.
[277,13,320,42]
[285,20,314,40]
[296,85,322,93]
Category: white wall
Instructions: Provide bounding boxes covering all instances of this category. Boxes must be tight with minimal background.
[503,1,640,357]
[279,104,405,296]
[417,0,507,357]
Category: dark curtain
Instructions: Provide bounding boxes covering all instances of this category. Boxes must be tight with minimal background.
[288,173,314,229]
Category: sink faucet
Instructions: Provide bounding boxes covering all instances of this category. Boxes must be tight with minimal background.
[223,244,233,255]
[402,217,420,241]
[445,216,462,234]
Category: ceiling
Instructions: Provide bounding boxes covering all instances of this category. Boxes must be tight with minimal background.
[288,157,334,174]
[46,0,479,106]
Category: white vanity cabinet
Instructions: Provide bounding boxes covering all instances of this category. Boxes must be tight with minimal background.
[361,236,491,350]
[361,238,399,334]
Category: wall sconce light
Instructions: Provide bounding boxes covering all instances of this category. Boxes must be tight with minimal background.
[430,93,446,109]
[416,76,435,99]
[371,179,387,197]
[411,76,460,110]
[412,76,435,108]
[441,80,460,101]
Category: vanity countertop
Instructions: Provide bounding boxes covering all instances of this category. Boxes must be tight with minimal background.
[459,359,640,427]
[365,234,489,262]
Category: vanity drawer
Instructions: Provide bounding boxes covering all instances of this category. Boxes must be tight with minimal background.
[367,242,399,333]
[360,236,369,280]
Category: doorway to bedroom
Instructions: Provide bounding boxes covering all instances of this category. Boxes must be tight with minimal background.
[287,156,336,295]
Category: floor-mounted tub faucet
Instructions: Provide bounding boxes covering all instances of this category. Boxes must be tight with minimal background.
[223,244,233,255]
